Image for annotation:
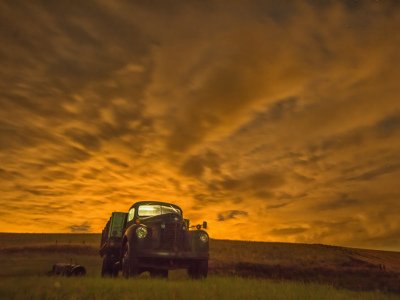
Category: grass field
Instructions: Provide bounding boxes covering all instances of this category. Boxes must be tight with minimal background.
[0,233,399,299]
[1,276,398,300]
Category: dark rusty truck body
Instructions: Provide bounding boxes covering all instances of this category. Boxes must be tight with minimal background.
[99,201,209,278]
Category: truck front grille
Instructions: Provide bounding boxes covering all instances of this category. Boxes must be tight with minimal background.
[160,222,183,250]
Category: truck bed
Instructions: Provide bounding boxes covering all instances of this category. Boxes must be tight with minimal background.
[99,212,127,256]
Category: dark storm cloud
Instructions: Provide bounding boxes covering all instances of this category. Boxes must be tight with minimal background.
[267,203,290,210]
[42,170,75,181]
[217,210,248,222]
[107,157,129,169]
[0,168,24,180]
[348,163,400,182]
[180,150,221,178]
[156,1,398,154]
[374,112,400,138]
[269,227,308,236]
[18,184,66,197]
[315,193,361,211]
[0,121,58,151]
[81,167,102,180]
[92,199,109,206]
[277,192,308,201]
[31,218,59,226]
[68,222,91,233]
[163,43,296,153]
[307,112,400,155]
[361,227,400,250]
[217,171,285,193]
[314,130,365,153]
[64,128,101,151]
[9,200,71,215]
[42,146,92,165]
[0,0,156,161]
[192,193,221,205]
[189,170,286,207]
[0,1,153,93]
[181,156,205,178]
[303,219,369,245]
[97,116,154,150]
[235,97,299,135]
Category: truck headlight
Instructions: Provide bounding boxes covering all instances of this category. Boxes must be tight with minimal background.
[136,226,148,239]
[199,232,208,243]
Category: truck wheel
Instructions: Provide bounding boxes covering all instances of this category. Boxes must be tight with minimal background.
[101,255,113,277]
[187,259,208,279]
[122,243,139,278]
[112,262,119,278]
[72,266,86,276]
[150,269,168,278]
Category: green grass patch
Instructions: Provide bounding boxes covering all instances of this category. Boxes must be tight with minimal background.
[0,276,397,300]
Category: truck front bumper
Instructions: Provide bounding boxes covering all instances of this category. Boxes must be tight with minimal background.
[134,250,208,269]
[137,250,208,260]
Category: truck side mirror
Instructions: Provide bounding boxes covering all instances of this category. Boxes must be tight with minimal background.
[202,221,207,229]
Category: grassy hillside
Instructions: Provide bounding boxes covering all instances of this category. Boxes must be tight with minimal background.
[0,233,399,298]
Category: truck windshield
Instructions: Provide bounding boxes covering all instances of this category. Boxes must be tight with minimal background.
[138,204,182,217]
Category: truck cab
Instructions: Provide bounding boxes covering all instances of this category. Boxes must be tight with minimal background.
[100,201,209,278]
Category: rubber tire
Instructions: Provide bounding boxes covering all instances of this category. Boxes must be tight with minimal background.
[150,269,168,278]
[187,260,208,279]
[111,262,119,278]
[122,243,140,278]
[72,266,86,277]
[101,255,113,277]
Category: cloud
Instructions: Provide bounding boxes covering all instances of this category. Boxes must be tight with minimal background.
[42,170,75,181]
[216,171,285,194]
[68,222,91,233]
[0,168,24,180]
[180,150,221,178]
[269,227,308,236]
[348,164,400,182]
[315,193,361,211]
[0,121,58,151]
[107,157,129,168]
[267,203,290,210]
[45,146,92,164]
[64,128,102,151]
[217,210,248,222]
[146,1,398,157]
[22,186,65,197]
[81,168,102,180]
[374,112,400,138]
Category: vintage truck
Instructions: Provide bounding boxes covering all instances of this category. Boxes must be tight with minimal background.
[99,201,209,278]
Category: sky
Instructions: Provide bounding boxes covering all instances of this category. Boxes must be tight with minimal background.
[0,0,399,251]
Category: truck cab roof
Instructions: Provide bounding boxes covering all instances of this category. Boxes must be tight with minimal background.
[129,201,182,212]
